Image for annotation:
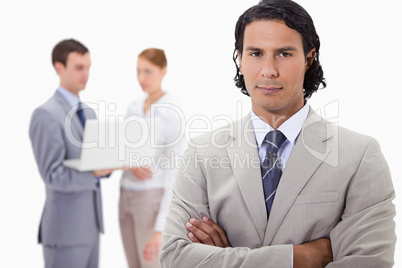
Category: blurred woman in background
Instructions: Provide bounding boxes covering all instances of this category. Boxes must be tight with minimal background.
[119,48,185,268]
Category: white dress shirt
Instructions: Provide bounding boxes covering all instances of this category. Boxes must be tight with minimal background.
[120,92,186,232]
[251,104,310,167]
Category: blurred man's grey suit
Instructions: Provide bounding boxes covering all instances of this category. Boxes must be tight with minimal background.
[30,91,103,267]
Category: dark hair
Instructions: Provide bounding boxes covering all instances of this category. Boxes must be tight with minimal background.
[52,39,89,67]
[138,48,167,68]
[233,0,326,99]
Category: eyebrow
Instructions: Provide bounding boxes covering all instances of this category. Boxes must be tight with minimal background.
[276,46,297,52]
[245,46,262,52]
[244,46,298,52]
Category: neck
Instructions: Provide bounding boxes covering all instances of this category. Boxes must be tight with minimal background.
[252,103,304,129]
[60,84,80,98]
[257,112,288,129]
[147,89,164,104]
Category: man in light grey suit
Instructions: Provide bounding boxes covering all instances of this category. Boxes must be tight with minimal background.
[160,1,396,267]
[29,39,113,268]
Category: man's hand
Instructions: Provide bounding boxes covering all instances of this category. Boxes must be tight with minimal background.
[143,231,162,263]
[93,169,115,178]
[293,238,333,268]
[185,216,231,247]
[129,166,152,181]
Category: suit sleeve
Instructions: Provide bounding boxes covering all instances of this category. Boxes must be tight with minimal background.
[160,143,292,268]
[29,108,97,193]
[327,139,396,267]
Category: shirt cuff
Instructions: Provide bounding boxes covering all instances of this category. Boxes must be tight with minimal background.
[290,246,293,267]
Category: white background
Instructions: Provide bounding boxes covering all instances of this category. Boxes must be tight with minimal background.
[0,0,401,267]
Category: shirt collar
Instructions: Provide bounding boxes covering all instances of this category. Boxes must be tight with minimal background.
[251,104,310,147]
[57,86,80,109]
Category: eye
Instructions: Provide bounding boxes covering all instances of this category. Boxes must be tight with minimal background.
[250,51,262,57]
[278,51,292,57]
[145,70,153,75]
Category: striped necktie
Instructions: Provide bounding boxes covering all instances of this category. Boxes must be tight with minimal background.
[260,130,287,219]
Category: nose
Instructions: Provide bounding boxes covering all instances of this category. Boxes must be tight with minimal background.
[83,67,90,80]
[137,72,144,83]
[261,56,279,78]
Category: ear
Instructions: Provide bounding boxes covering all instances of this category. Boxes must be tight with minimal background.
[162,66,167,76]
[237,51,243,73]
[54,62,65,76]
[306,48,316,70]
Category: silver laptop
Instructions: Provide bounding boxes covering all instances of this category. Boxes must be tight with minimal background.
[63,118,156,171]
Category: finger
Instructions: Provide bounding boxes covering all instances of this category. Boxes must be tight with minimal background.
[188,218,223,246]
[185,221,215,246]
[95,170,109,177]
[134,168,150,181]
[141,167,152,177]
[129,167,140,176]
[103,169,113,175]
[136,169,147,180]
[187,232,201,243]
[153,244,159,260]
[143,244,153,263]
[202,216,231,247]
[138,167,152,179]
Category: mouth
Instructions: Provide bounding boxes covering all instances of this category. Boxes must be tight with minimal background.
[256,86,282,94]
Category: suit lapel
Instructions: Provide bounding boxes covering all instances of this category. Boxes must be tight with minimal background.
[226,115,267,242]
[264,109,335,245]
[54,91,85,138]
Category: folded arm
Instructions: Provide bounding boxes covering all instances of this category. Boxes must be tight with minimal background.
[161,144,293,267]
[186,216,332,268]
